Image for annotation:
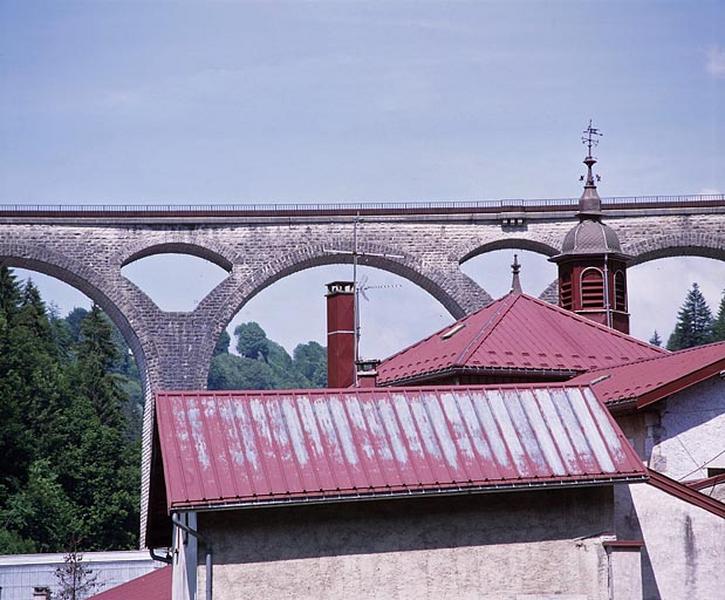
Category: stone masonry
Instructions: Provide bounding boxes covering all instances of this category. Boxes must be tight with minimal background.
[1,200,724,539]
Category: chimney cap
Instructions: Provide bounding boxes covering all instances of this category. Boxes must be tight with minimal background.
[326,281,355,295]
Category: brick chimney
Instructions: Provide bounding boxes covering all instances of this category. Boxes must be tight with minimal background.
[326,281,355,388]
[33,588,51,600]
[356,359,380,388]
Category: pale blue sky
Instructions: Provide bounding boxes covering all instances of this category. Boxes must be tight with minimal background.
[3,1,724,358]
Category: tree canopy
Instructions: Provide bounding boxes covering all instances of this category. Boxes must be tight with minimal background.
[667,283,715,350]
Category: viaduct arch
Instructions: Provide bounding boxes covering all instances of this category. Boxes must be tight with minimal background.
[1,196,723,537]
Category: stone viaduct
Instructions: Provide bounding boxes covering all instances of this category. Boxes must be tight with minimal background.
[2,195,724,534]
[1,196,724,393]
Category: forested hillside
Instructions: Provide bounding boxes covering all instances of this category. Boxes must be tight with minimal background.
[0,267,327,554]
[0,267,140,553]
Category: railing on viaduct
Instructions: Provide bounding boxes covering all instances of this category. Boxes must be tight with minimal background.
[0,193,723,218]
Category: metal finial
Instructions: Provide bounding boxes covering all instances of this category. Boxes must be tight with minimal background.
[510,254,522,294]
[581,119,603,158]
[578,120,603,218]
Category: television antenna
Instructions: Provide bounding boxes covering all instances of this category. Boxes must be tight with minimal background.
[324,214,404,380]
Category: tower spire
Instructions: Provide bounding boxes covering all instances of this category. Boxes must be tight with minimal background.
[510,254,522,294]
[578,119,603,219]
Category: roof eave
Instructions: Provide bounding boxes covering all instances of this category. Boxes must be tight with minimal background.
[168,474,648,514]
[378,365,581,387]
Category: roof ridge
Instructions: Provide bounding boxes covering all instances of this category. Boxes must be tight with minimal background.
[581,339,725,376]
[378,294,509,366]
[518,292,669,355]
[454,292,520,365]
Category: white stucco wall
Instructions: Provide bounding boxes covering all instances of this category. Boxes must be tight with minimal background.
[189,487,617,600]
[621,482,725,600]
[649,377,725,480]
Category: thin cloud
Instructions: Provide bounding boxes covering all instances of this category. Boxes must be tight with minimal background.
[706,45,725,79]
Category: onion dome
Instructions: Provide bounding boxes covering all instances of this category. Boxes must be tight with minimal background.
[560,219,622,255]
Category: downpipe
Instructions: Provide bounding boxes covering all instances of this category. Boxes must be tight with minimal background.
[172,515,213,600]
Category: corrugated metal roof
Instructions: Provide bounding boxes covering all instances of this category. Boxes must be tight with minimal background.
[377,292,666,385]
[570,341,725,408]
[155,385,645,512]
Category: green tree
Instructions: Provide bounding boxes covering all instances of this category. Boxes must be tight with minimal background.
[54,549,99,600]
[208,353,277,390]
[293,341,327,387]
[235,322,270,361]
[667,283,714,350]
[713,291,725,342]
[0,460,78,553]
[55,305,140,549]
[213,329,231,356]
[649,330,662,347]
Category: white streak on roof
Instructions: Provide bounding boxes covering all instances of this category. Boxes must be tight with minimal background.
[470,390,510,469]
[329,396,359,466]
[519,389,565,476]
[266,399,292,462]
[503,389,546,472]
[282,397,309,466]
[312,397,345,466]
[344,395,376,461]
[584,388,627,465]
[455,391,493,462]
[440,391,474,461]
[187,405,210,469]
[361,399,393,462]
[233,401,259,471]
[219,400,245,467]
[488,390,528,474]
[569,388,616,473]
[550,388,593,468]
[424,392,459,470]
[534,388,578,473]
[377,397,409,464]
[392,394,424,458]
[296,395,324,458]
[410,394,443,461]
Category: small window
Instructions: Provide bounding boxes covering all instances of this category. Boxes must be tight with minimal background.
[614,271,627,311]
[580,267,604,309]
[707,467,725,478]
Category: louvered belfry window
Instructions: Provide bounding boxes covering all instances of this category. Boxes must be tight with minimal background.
[560,271,573,309]
[614,271,627,311]
[580,267,605,308]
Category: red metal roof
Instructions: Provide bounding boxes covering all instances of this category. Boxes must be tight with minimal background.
[154,384,645,512]
[647,468,725,519]
[377,292,666,385]
[89,566,170,600]
[570,341,725,409]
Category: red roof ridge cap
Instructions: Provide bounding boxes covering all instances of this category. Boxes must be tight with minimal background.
[578,340,725,378]
[376,295,510,370]
[454,292,521,366]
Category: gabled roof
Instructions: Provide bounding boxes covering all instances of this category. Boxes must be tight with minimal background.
[89,566,170,600]
[377,292,666,385]
[570,341,725,409]
[153,384,645,516]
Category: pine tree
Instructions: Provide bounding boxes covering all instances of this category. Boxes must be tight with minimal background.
[713,290,725,342]
[649,330,662,347]
[54,548,99,600]
[667,283,715,350]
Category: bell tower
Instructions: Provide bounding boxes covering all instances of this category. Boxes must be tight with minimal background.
[549,122,631,334]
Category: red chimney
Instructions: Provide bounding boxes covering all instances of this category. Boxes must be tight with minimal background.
[356,359,380,388]
[326,281,355,388]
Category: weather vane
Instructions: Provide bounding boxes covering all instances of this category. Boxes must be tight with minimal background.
[581,119,603,157]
